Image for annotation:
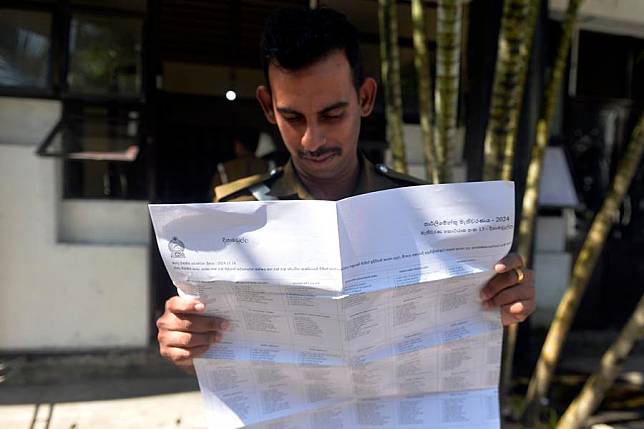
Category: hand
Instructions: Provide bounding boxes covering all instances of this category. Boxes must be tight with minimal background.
[480,253,535,326]
[156,296,229,373]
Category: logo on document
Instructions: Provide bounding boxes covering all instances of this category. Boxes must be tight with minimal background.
[169,236,186,258]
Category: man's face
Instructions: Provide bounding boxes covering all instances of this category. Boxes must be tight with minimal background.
[257,50,376,180]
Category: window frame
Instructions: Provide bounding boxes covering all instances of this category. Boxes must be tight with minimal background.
[0,1,146,103]
[62,6,146,102]
[0,3,57,97]
[1,1,150,201]
[36,98,144,159]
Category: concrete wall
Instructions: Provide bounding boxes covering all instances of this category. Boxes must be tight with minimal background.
[550,0,644,38]
[0,97,150,350]
[59,200,149,245]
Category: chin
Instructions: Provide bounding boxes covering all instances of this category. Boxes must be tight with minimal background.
[297,155,344,178]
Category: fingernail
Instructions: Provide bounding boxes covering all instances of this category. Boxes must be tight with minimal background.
[494,263,506,272]
[220,320,230,331]
[210,332,220,343]
[194,303,205,311]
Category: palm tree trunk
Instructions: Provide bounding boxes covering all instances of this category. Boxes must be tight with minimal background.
[435,0,462,182]
[411,0,439,183]
[500,0,540,181]
[379,0,407,173]
[483,0,535,181]
[557,292,644,429]
[494,0,541,405]
[516,0,583,266]
[522,113,644,425]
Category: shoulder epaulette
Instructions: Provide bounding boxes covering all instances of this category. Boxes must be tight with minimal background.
[214,167,283,202]
[374,163,428,185]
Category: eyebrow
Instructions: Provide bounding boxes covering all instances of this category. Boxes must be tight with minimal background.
[319,101,348,115]
[276,101,349,116]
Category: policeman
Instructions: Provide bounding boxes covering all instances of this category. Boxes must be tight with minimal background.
[210,128,273,191]
[157,7,535,373]
[214,155,424,202]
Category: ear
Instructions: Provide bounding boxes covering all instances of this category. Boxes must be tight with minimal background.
[358,77,377,117]
[256,85,277,124]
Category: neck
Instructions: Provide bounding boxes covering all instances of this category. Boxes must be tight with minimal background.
[295,153,360,200]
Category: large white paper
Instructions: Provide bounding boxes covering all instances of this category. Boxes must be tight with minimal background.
[149,181,515,429]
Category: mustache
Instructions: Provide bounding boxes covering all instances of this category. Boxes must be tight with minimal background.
[298,146,342,159]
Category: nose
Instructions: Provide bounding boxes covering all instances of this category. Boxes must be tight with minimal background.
[301,122,325,152]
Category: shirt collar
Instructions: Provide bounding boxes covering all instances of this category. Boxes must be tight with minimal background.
[267,152,377,200]
[267,159,313,200]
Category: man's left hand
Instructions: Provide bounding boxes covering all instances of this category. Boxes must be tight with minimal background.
[480,253,535,326]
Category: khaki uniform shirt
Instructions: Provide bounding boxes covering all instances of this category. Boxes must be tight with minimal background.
[211,156,272,188]
[213,154,425,202]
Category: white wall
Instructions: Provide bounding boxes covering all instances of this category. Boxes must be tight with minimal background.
[59,200,149,245]
[0,98,61,146]
[400,124,468,183]
[550,0,644,39]
[0,98,150,350]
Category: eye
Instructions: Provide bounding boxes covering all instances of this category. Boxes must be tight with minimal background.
[283,115,303,124]
[322,110,344,121]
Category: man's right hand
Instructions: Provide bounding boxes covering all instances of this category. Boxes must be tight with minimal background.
[156,296,229,373]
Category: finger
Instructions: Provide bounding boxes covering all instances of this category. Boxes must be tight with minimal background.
[500,298,535,325]
[501,311,527,326]
[158,330,220,349]
[160,345,210,364]
[494,253,525,273]
[157,312,230,333]
[480,268,532,301]
[502,298,535,316]
[165,296,206,314]
[484,281,535,309]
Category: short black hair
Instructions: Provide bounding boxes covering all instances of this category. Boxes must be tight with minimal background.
[260,7,363,90]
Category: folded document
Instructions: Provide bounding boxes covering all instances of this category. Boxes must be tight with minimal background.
[149,181,515,429]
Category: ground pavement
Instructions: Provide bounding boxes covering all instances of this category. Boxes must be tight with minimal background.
[1,330,642,429]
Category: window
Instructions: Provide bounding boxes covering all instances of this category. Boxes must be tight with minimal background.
[38,100,147,199]
[5,4,147,199]
[67,14,142,97]
[577,30,644,102]
[0,8,52,90]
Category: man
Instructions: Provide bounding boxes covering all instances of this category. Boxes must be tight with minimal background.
[157,7,535,373]
[210,128,271,191]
